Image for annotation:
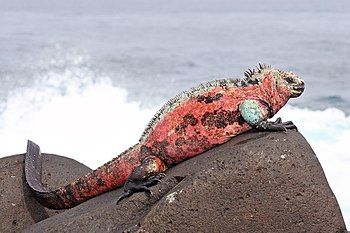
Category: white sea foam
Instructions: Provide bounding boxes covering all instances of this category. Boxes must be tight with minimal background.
[0,66,348,226]
[0,53,157,167]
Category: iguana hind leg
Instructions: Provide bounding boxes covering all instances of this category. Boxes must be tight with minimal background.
[117,156,166,204]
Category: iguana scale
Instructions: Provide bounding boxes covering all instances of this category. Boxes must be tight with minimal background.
[25,64,305,209]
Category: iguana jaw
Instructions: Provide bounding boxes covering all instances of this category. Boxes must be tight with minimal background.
[286,75,305,98]
[290,83,305,98]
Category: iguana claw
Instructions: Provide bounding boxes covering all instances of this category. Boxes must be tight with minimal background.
[116,173,166,204]
[257,117,298,131]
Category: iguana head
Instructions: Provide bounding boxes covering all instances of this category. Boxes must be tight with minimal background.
[272,69,305,98]
[244,64,305,98]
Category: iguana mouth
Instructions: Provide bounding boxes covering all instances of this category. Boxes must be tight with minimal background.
[293,86,304,91]
[290,83,305,97]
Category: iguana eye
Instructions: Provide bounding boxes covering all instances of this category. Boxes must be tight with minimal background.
[248,79,259,85]
[285,77,294,83]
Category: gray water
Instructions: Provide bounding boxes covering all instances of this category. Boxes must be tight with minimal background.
[1,0,350,112]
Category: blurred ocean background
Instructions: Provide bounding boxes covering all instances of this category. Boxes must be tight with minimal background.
[0,0,349,227]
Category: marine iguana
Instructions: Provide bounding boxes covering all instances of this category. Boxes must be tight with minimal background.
[25,64,305,209]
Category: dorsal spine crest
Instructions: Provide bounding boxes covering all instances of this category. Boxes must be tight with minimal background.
[139,77,248,142]
[243,63,272,85]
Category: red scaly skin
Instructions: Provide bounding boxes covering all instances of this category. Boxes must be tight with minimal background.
[26,65,304,209]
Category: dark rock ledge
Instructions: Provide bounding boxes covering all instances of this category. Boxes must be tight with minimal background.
[0,130,347,233]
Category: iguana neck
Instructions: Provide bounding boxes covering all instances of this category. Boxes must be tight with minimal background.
[260,71,291,116]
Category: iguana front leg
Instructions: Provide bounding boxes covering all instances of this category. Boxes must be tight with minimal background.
[117,156,166,204]
[257,117,297,131]
[239,99,297,131]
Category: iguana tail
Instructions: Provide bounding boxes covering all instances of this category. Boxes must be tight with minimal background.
[25,140,141,209]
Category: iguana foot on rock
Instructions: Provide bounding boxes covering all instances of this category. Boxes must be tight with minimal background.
[257,117,298,131]
[117,173,166,204]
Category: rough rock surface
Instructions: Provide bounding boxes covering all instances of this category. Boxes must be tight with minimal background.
[10,130,348,233]
[0,153,91,233]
